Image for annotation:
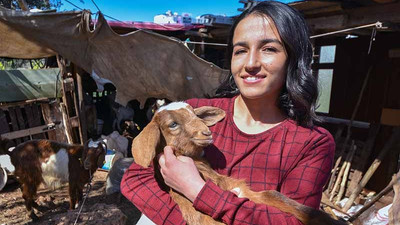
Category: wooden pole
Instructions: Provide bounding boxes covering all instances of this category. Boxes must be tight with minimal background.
[389,173,400,225]
[349,170,400,222]
[321,192,351,216]
[71,65,87,145]
[344,127,400,212]
[330,140,355,202]
[336,142,357,205]
[75,66,87,144]
[345,124,380,199]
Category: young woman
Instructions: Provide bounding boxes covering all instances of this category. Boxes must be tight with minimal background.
[121,1,335,224]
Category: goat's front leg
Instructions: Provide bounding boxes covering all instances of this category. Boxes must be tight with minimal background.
[21,183,39,221]
[68,184,78,209]
[170,191,224,225]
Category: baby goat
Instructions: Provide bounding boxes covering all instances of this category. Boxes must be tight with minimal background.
[131,102,347,225]
[0,139,106,221]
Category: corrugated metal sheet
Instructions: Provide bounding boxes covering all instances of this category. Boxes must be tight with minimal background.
[0,68,61,102]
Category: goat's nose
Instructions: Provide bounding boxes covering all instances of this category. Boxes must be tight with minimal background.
[202,130,212,136]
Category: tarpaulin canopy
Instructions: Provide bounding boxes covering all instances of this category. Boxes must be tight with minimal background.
[0,7,229,105]
[0,68,61,102]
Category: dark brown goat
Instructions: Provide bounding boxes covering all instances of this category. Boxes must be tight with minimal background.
[0,139,106,221]
[132,102,347,225]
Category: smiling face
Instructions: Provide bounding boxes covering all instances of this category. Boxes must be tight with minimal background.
[231,13,288,102]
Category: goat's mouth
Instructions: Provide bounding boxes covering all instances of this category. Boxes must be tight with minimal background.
[192,138,213,146]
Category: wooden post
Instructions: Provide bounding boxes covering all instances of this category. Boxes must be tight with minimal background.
[389,173,400,225]
[346,124,380,198]
[343,127,400,212]
[336,142,357,204]
[330,140,355,202]
[41,102,68,142]
[74,66,87,144]
[60,103,73,144]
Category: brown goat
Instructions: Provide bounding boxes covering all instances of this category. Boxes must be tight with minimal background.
[131,102,347,225]
[0,139,106,222]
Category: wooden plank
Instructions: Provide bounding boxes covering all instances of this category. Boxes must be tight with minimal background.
[306,2,400,32]
[8,107,21,144]
[24,104,34,127]
[40,103,57,141]
[346,124,380,197]
[40,102,68,142]
[389,49,400,58]
[0,109,10,135]
[61,103,73,144]
[381,108,400,126]
[75,66,87,144]
[0,98,49,110]
[0,124,55,140]
[15,106,28,142]
[25,104,45,139]
[32,104,45,139]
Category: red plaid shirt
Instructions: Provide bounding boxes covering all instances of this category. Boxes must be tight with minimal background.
[121,97,335,225]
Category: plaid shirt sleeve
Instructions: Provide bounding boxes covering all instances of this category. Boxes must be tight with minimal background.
[120,162,186,225]
[192,132,335,225]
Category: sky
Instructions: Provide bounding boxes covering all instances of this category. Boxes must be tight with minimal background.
[60,0,294,22]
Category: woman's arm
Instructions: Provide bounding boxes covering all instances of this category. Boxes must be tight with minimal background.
[164,132,335,225]
[120,162,187,225]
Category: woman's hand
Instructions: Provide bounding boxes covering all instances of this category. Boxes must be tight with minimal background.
[158,146,206,202]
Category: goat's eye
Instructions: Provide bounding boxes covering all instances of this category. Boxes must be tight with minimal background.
[168,122,178,128]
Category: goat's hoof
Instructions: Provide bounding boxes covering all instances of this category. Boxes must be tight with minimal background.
[30,213,39,222]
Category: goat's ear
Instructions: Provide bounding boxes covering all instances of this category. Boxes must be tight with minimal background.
[194,106,226,126]
[131,121,160,168]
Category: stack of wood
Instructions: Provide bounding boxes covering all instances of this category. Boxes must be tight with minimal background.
[321,126,400,224]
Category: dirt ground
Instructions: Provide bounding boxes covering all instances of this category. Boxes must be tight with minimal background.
[0,170,142,225]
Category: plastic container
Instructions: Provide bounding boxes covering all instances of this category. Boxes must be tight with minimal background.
[0,166,8,191]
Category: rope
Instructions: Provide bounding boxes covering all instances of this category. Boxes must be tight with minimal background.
[64,0,130,25]
[310,21,383,39]
[73,170,93,225]
[368,27,377,55]
[183,41,228,47]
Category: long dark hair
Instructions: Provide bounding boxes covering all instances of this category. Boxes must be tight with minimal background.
[216,1,319,127]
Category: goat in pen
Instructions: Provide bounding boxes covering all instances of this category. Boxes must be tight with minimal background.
[130,102,347,225]
[0,139,106,222]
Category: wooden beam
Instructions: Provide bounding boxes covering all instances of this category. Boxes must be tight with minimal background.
[75,66,87,144]
[0,124,55,140]
[381,108,400,126]
[389,49,400,58]
[306,2,400,33]
[0,98,50,110]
